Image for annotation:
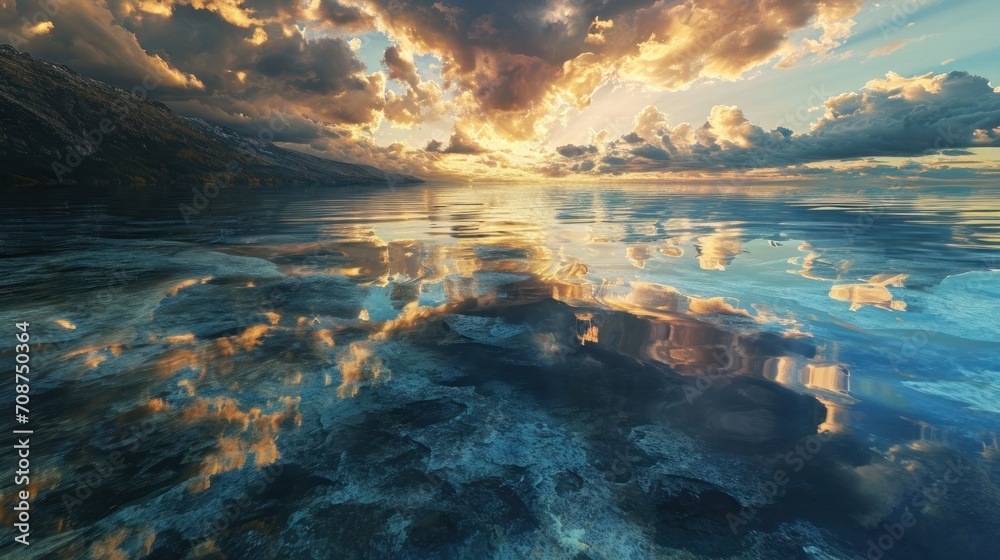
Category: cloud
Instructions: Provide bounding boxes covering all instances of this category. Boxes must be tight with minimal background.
[383,44,419,88]
[0,1,204,90]
[564,70,1000,175]
[1,0,868,178]
[556,144,597,158]
[365,0,866,142]
[632,105,669,145]
[382,44,445,126]
[426,128,487,155]
[631,144,671,161]
[312,0,377,30]
[2,0,993,181]
[384,81,445,126]
[0,0,390,154]
[868,39,909,59]
[867,34,935,59]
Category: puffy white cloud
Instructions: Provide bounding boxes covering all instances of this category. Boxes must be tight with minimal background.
[558,71,1000,175]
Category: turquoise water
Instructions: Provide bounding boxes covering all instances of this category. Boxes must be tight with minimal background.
[1,181,998,559]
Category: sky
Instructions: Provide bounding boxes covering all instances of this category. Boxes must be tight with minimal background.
[2,0,999,181]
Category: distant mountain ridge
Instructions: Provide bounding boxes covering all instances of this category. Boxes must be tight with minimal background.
[0,45,421,187]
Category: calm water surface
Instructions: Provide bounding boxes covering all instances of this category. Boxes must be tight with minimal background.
[1,181,999,559]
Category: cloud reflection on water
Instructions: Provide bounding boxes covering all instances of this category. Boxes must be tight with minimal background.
[2,182,999,559]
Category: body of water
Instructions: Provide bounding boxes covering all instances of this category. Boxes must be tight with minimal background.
[1,181,999,559]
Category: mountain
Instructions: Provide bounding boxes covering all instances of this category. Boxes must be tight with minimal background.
[0,45,421,187]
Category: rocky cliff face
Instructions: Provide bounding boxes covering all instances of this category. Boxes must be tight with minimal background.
[0,45,420,187]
